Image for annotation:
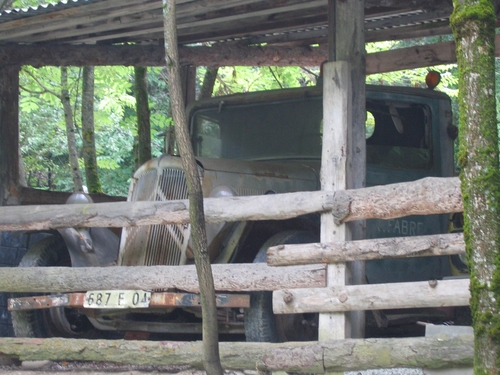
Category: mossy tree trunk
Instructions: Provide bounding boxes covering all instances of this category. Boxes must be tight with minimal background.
[162,1,223,375]
[81,66,102,194]
[450,1,500,374]
[61,66,84,193]
[134,66,151,169]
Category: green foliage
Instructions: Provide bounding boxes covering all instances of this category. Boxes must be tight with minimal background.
[19,65,136,196]
[366,40,459,97]
[200,66,319,96]
[17,33,473,198]
[11,0,58,8]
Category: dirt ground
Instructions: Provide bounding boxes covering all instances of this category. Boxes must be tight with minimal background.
[0,360,428,375]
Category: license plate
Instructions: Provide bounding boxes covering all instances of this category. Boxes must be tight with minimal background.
[84,290,151,309]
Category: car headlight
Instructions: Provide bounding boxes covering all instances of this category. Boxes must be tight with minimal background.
[210,185,236,198]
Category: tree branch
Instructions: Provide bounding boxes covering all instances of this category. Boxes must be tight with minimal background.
[162,1,223,374]
[21,68,61,99]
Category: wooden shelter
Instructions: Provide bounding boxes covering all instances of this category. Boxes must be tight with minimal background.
[0,2,497,371]
[2,0,498,207]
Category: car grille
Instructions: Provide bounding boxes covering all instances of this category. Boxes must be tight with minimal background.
[119,167,191,266]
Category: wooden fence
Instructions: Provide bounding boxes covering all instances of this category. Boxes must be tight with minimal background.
[0,175,473,372]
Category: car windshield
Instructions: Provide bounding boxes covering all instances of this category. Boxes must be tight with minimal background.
[191,96,432,169]
[191,98,323,161]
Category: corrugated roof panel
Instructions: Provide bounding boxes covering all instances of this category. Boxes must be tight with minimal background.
[0,0,104,23]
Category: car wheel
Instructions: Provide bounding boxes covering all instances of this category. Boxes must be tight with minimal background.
[244,230,318,342]
[11,235,95,338]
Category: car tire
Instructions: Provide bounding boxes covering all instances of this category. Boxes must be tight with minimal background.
[244,230,318,342]
[11,235,95,338]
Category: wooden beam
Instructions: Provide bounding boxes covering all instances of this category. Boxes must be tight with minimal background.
[319,60,350,341]
[0,176,463,231]
[334,176,463,224]
[0,64,20,206]
[332,0,366,340]
[0,263,326,293]
[2,36,500,70]
[273,278,470,314]
[267,232,465,266]
[0,0,455,45]
[366,37,456,74]
[0,335,473,371]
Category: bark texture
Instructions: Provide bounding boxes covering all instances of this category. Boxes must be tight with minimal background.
[61,67,83,193]
[0,177,463,231]
[273,278,470,314]
[81,66,102,194]
[162,2,223,374]
[0,336,473,372]
[450,1,500,374]
[0,263,326,293]
[134,66,151,169]
[267,232,465,266]
[198,67,219,100]
[0,65,20,206]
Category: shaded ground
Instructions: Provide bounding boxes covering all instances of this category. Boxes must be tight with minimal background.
[0,360,427,374]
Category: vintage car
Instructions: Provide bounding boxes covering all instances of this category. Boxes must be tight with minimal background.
[8,80,463,340]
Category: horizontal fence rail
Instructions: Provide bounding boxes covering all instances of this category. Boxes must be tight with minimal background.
[0,263,326,293]
[273,278,470,314]
[0,176,462,231]
[0,176,469,372]
[267,232,465,266]
[0,335,474,372]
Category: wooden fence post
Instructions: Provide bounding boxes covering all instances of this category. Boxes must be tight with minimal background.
[320,61,351,342]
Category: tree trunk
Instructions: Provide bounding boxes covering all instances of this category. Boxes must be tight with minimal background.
[162,2,223,375]
[0,65,20,206]
[450,1,500,374]
[81,66,102,194]
[61,67,83,193]
[134,66,151,169]
[198,67,219,100]
[18,147,27,187]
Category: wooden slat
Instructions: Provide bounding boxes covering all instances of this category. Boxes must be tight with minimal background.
[0,335,473,371]
[0,0,159,41]
[0,177,463,231]
[366,20,452,43]
[273,278,470,314]
[0,1,160,40]
[267,232,465,266]
[365,8,451,33]
[0,0,137,32]
[0,263,326,293]
[0,0,459,45]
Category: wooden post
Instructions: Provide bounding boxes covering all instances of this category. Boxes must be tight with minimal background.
[320,61,351,344]
[0,65,20,206]
[325,0,366,341]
